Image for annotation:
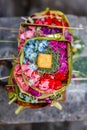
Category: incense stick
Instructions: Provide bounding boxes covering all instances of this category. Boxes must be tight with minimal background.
[0,76,87,81]
[0,24,86,31]
[0,27,18,31]
[0,76,9,80]
[0,57,14,61]
[72,78,87,81]
[0,40,17,43]
[21,17,85,30]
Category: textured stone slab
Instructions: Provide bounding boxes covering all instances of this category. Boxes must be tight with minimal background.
[0,15,87,124]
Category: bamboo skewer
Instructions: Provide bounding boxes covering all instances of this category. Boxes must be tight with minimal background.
[71,78,87,81]
[0,76,87,81]
[0,24,86,31]
[0,76,9,80]
[0,57,14,61]
[21,17,86,30]
[0,27,18,32]
[0,40,17,43]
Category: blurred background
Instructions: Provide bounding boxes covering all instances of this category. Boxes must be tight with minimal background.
[0,0,87,130]
[0,0,87,17]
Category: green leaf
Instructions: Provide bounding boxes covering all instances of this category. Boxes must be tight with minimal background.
[73,36,85,55]
[9,92,15,99]
[69,29,75,33]
[20,51,24,66]
[72,36,86,63]
[73,57,87,76]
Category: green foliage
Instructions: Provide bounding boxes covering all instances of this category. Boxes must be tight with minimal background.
[73,57,87,77]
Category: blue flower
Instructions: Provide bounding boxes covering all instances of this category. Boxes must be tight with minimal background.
[38,40,48,52]
[25,48,34,54]
[28,63,38,70]
[41,40,48,47]
[24,96,31,102]
[23,57,27,63]
[34,41,39,51]
[23,39,49,63]
[38,45,45,52]
[29,39,35,45]
[29,44,35,49]
[29,52,38,62]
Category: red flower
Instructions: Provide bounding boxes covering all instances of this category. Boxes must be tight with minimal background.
[34,19,43,24]
[55,80,62,89]
[62,20,68,27]
[52,13,56,17]
[45,11,50,15]
[49,79,55,89]
[45,17,52,25]
[49,79,62,90]
[19,29,24,34]
[43,73,51,78]
[54,72,67,81]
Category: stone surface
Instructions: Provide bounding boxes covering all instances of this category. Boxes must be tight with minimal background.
[0,15,87,124]
[0,0,87,17]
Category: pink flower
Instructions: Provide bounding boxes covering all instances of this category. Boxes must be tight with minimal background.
[20,33,25,40]
[19,29,24,34]
[39,80,49,90]
[64,30,73,42]
[30,71,40,85]
[14,64,21,74]
[18,43,25,52]
[24,69,34,78]
[21,64,28,71]
[58,42,67,49]
[49,41,59,52]
[16,76,29,92]
[60,49,67,56]
[35,19,43,24]
[46,88,54,93]
[28,26,36,30]
[17,69,22,75]
[22,83,29,92]
[58,63,68,72]
[59,57,67,63]
[25,31,35,39]
[19,26,36,43]
[20,31,34,40]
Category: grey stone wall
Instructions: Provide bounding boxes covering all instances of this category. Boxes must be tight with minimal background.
[0,0,87,17]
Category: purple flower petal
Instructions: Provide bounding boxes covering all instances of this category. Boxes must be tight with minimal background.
[45,98,52,104]
[28,87,42,97]
[64,30,73,42]
[58,42,67,49]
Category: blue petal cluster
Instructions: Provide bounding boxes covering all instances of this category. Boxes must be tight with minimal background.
[28,63,38,70]
[19,93,38,103]
[24,39,49,70]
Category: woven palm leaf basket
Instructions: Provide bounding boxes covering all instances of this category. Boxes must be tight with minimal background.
[8,9,73,114]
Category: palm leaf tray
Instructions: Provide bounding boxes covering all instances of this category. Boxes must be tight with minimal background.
[7,9,73,114]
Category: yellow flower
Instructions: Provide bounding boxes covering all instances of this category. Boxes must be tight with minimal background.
[72,48,77,53]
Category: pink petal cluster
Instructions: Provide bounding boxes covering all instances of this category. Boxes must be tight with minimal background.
[14,64,29,91]
[18,26,36,52]
[14,63,42,96]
